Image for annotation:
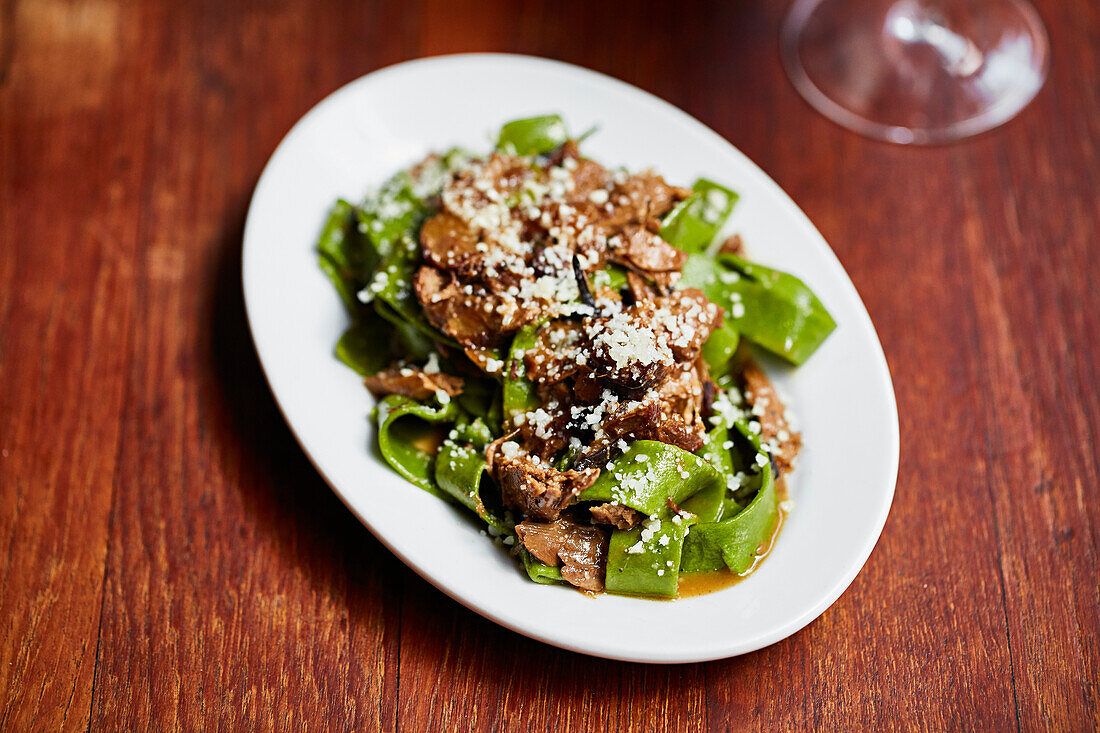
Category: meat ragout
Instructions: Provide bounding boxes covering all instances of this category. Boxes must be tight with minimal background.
[359,141,800,592]
[323,116,839,598]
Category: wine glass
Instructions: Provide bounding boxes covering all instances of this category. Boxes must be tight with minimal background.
[781,0,1049,144]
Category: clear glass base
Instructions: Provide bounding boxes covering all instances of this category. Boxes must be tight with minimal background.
[781,0,1050,144]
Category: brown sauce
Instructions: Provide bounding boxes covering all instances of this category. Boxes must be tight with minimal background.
[676,477,789,599]
[409,428,445,454]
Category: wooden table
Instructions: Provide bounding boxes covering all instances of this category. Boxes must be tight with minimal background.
[2,1,1097,729]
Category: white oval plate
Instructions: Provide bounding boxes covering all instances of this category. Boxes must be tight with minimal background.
[243,54,899,663]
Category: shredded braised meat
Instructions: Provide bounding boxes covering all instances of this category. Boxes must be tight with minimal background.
[589,503,645,530]
[363,367,464,401]
[515,517,610,592]
[717,233,745,256]
[487,435,599,521]
[742,362,802,475]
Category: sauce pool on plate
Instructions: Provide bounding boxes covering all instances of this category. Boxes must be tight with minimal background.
[677,479,790,598]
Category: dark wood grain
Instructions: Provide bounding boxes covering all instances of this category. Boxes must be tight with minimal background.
[1,0,1097,729]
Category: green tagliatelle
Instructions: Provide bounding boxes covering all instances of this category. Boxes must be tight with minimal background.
[316,199,365,311]
[579,440,721,516]
[681,410,780,576]
[660,178,740,255]
[318,114,835,598]
[606,514,697,598]
[574,408,781,595]
[680,253,836,366]
[700,320,740,380]
[454,377,503,434]
[435,420,511,534]
[682,425,736,523]
[375,395,457,498]
[372,236,456,354]
[334,313,392,377]
[502,324,542,423]
[680,463,778,574]
[521,549,565,585]
[496,114,569,156]
[318,164,463,376]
